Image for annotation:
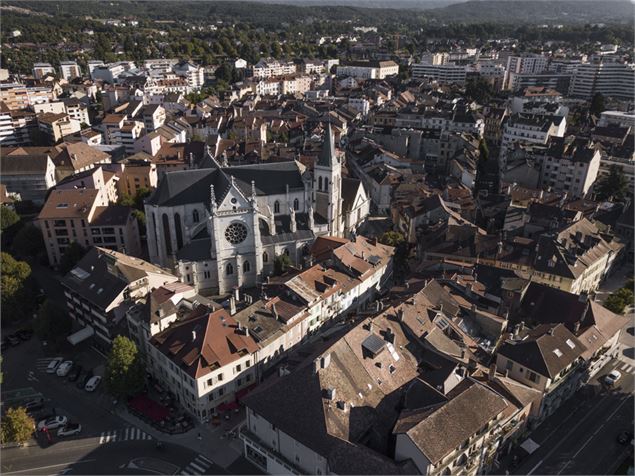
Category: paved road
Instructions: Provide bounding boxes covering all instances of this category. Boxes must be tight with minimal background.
[507,358,634,476]
[1,439,224,475]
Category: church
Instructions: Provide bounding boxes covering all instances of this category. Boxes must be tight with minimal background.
[145,125,370,295]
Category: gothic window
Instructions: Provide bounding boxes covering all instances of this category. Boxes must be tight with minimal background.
[193,209,200,223]
[162,213,172,255]
[318,176,323,191]
[324,179,328,192]
[225,222,248,244]
[263,251,269,263]
[243,261,250,273]
[274,201,280,214]
[226,263,234,275]
[293,198,299,211]
[174,213,183,249]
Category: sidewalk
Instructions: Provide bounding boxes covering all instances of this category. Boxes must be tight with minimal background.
[113,404,244,468]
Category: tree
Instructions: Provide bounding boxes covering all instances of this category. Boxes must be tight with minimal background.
[590,93,605,115]
[604,287,634,315]
[105,336,145,399]
[58,242,87,275]
[35,300,73,348]
[12,224,45,258]
[0,207,20,231]
[379,231,409,278]
[465,77,495,104]
[594,165,629,202]
[1,407,35,445]
[1,252,33,323]
[273,254,292,275]
[379,231,405,247]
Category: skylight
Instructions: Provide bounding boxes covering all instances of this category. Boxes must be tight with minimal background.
[565,339,575,349]
[553,348,563,357]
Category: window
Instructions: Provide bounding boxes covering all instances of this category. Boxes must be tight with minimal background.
[528,371,538,383]
[207,378,213,386]
[246,360,251,367]
[218,388,224,396]
[263,252,268,263]
[274,201,280,214]
[243,261,250,273]
[293,198,299,211]
[236,364,242,373]
[218,373,223,381]
[505,360,513,371]
[226,263,233,275]
[193,209,200,223]
[203,271,211,279]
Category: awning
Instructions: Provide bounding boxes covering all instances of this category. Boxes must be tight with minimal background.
[520,438,540,455]
[217,401,240,412]
[67,326,94,345]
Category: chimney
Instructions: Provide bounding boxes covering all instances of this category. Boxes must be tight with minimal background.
[547,327,555,336]
[229,296,237,316]
[573,321,581,334]
[368,320,374,332]
[191,330,197,342]
[320,353,331,369]
[244,327,249,337]
[397,308,404,322]
[488,363,497,381]
[384,327,395,344]
[272,303,279,320]
[234,287,240,302]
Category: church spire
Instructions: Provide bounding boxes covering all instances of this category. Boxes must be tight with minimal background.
[317,122,337,167]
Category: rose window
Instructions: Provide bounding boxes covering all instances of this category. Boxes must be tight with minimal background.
[225,222,248,244]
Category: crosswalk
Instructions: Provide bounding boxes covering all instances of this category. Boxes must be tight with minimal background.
[99,427,151,444]
[617,361,634,373]
[180,455,214,475]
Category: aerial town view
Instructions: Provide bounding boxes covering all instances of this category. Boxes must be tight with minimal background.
[0,0,633,475]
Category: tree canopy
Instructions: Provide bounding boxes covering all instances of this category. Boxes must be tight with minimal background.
[0,207,20,231]
[594,165,629,202]
[274,254,293,275]
[105,336,146,399]
[35,300,73,349]
[12,224,45,259]
[1,407,35,445]
[1,252,34,323]
[58,242,88,275]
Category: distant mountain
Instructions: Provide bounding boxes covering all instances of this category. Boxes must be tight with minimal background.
[426,0,634,24]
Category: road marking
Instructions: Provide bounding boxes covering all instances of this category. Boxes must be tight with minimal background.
[189,461,206,472]
[3,459,97,474]
[557,396,632,475]
[196,456,212,466]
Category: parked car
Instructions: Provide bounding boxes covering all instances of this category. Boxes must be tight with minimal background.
[605,370,622,386]
[37,415,68,430]
[16,329,34,341]
[7,334,21,346]
[46,358,63,374]
[57,423,82,437]
[84,376,101,392]
[68,364,83,382]
[23,398,45,414]
[56,361,74,377]
[617,431,634,445]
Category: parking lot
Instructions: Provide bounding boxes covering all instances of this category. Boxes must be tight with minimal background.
[1,330,126,444]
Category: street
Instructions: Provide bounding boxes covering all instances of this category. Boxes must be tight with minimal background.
[1,439,223,475]
[504,355,634,476]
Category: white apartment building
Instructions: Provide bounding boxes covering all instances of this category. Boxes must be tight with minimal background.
[569,57,635,100]
[348,97,370,116]
[143,58,179,76]
[411,63,467,84]
[91,61,136,83]
[336,60,399,80]
[33,63,55,80]
[87,60,105,75]
[538,137,601,198]
[173,62,205,90]
[598,111,635,129]
[59,61,82,81]
[500,113,567,162]
[251,59,296,79]
[504,54,548,89]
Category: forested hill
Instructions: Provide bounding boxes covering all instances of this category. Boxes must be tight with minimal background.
[3,0,633,25]
[427,0,634,24]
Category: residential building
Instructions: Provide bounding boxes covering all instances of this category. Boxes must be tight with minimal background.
[411,63,467,84]
[33,63,56,80]
[173,62,205,90]
[251,59,297,79]
[36,188,142,266]
[569,57,635,100]
[500,113,566,162]
[0,153,56,204]
[59,61,82,81]
[62,247,178,349]
[336,60,399,80]
[504,54,548,89]
[37,112,81,144]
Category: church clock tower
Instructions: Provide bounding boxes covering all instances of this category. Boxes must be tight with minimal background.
[313,123,344,237]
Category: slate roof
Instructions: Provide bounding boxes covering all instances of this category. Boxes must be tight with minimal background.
[394,380,508,465]
[317,123,338,167]
[497,323,586,379]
